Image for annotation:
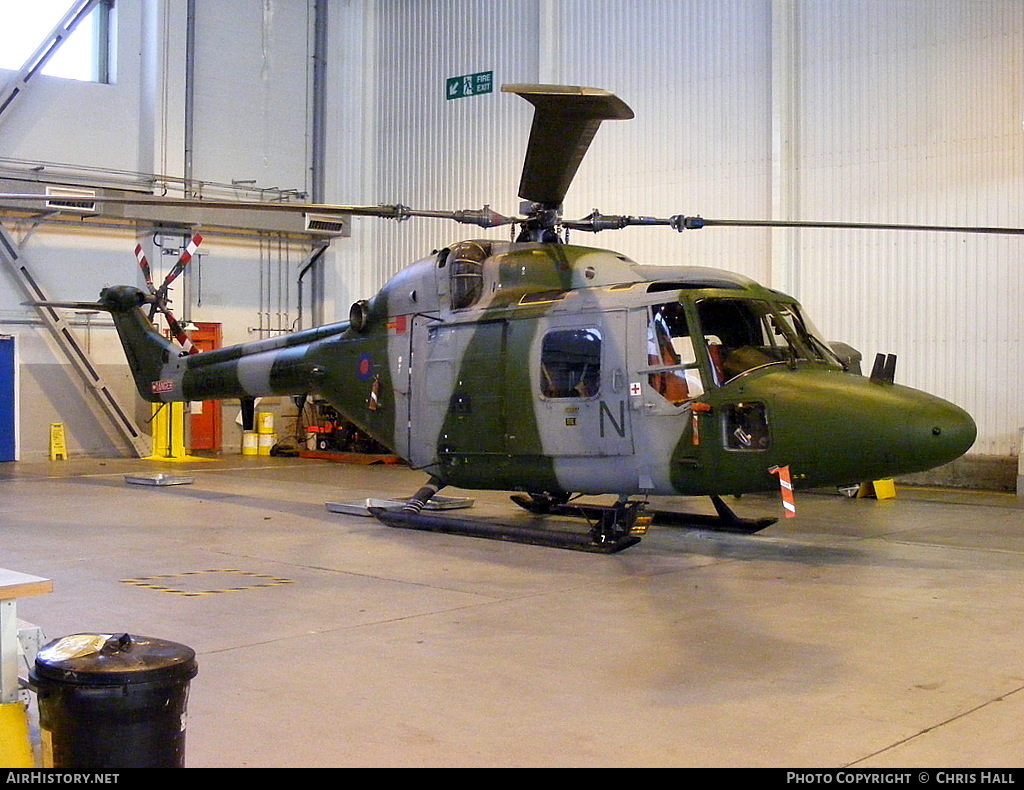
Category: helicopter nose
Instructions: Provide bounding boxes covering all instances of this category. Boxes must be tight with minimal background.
[761,369,976,487]
[901,395,976,471]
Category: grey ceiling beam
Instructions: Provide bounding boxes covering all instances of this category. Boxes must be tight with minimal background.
[0,180,350,238]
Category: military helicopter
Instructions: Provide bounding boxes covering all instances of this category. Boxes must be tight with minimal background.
[8,84,985,552]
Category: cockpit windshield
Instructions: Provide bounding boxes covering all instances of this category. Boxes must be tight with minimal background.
[696,297,842,384]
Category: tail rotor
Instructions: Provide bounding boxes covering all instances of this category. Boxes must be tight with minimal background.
[134,233,204,355]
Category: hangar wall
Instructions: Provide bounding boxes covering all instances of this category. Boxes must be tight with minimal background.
[0,0,1021,484]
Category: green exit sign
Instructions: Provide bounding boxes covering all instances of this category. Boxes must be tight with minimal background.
[446,71,493,100]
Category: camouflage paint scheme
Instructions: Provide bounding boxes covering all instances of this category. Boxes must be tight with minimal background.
[99,238,976,501]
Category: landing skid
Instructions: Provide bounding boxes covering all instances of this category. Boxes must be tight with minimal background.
[511,493,776,535]
[368,507,642,554]
[649,495,777,535]
[367,485,773,554]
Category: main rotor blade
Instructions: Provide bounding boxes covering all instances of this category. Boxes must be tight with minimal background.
[405,205,518,228]
[0,192,414,219]
[503,84,634,208]
[0,193,517,230]
[563,210,1024,236]
[677,217,1024,235]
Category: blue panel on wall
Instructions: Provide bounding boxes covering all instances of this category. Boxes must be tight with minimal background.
[0,336,14,461]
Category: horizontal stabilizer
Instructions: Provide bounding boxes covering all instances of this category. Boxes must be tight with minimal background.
[26,299,105,311]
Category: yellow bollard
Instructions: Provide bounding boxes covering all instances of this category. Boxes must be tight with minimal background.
[147,403,207,462]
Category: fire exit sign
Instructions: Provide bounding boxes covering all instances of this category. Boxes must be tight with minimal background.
[446,71,493,100]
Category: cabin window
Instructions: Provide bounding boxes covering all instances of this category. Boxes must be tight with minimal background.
[646,302,703,405]
[724,402,771,451]
[540,329,601,398]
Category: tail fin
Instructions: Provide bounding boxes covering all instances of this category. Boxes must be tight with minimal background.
[99,285,184,402]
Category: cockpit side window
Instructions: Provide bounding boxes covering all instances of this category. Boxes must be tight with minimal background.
[645,302,703,405]
[775,304,844,367]
[696,297,841,385]
[697,299,773,383]
[448,240,490,309]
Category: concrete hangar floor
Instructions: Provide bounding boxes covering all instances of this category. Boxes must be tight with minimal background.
[2,454,1023,768]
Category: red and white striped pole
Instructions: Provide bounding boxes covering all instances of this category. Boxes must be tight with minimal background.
[769,465,797,518]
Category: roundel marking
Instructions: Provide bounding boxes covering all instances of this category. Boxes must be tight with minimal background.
[357,353,373,381]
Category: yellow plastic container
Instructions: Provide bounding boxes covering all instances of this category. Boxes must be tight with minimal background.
[257,433,276,455]
[256,412,275,434]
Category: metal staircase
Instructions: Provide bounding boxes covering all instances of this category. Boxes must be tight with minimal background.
[0,227,148,457]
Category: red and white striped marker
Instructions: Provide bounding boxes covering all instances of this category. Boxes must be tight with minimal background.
[180,232,203,264]
[368,377,381,411]
[769,465,797,518]
[165,312,197,355]
[162,233,204,288]
[135,243,154,289]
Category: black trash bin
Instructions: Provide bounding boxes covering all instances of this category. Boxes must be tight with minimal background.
[30,632,198,768]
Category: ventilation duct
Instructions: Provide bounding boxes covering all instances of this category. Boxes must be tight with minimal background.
[304,213,348,235]
[45,186,97,213]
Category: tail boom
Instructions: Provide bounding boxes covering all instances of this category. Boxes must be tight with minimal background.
[99,285,348,403]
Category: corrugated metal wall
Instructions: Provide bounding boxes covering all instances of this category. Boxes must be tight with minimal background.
[795,0,1024,457]
[356,0,1023,459]
[364,0,539,273]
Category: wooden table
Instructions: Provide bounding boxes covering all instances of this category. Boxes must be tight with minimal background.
[0,569,52,703]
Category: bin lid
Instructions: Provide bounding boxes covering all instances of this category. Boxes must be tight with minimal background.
[33,633,198,685]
